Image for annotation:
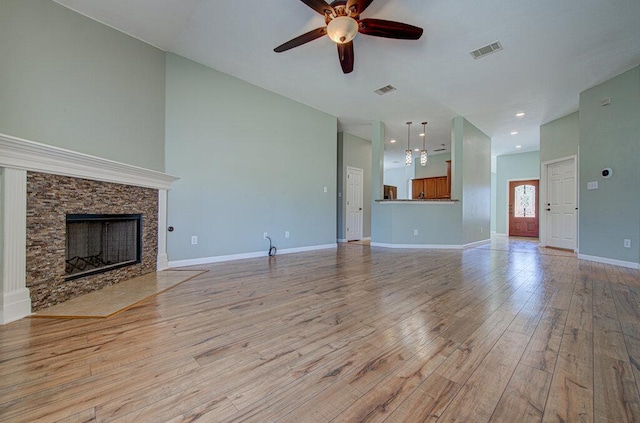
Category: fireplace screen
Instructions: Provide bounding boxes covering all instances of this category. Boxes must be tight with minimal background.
[65,214,142,279]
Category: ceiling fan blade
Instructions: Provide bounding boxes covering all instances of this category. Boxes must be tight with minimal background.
[300,0,335,16]
[346,0,374,15]
[274,27,327,53]
[337,41,354,74]
[358,18,423,40]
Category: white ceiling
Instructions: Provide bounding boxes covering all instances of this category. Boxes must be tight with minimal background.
[53,0,640,168]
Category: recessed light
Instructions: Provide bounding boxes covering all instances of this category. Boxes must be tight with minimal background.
[414,148,420,152]
[390,139,396,143]
[515,145,522,149]
[511,131,518,135]
[516,112,525,117]
[419,133,425,137]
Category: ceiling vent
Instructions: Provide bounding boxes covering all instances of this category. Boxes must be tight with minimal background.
[374,85,396,95]
[433,144,447,152]
[470,41,503,59]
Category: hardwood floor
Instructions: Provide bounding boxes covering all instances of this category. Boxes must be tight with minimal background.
[1,238,639,422]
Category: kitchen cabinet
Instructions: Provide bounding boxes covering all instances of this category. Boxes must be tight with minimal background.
[412,160,451,199]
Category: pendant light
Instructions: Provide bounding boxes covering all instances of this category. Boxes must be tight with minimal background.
[420,121,428,166]
[405,122,412,166]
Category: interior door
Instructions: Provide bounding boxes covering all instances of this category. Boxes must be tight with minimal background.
[509,180,539,237]
[546,158,576,249]
[346,167,363,241]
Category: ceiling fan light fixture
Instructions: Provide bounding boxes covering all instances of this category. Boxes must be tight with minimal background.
[327,16,358,44]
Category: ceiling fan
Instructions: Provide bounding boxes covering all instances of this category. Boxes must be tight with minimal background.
[274,0,423,74]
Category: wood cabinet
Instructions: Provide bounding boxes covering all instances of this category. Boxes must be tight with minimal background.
[412,160,452,199]
[383,185,397,200]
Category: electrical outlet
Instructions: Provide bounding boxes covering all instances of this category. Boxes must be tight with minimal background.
[285,231,290,239]
[323,186,328,193]
[480,227,483,234]
[624,239,631,248]
[413,229,418,236]
[191,236,198,245]
[263,232,268,239]
[587,181,598,190]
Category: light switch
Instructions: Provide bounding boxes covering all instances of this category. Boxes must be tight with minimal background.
[587,181,598,190]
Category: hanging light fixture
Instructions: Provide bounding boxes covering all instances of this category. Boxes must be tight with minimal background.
[420,121,428,166]
[405,122,412,166]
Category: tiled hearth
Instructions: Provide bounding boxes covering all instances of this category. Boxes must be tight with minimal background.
[0,133,178,323]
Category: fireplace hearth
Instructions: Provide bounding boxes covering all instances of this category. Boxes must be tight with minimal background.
[66,214,142,279]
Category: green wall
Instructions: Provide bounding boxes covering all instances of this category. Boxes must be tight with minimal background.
[490,172,497,233]
[337,132,372,240]
[414,152,451,179]
[578,66,640,264]
[373,203,463,245]
[540,112,579,163]
[458,118,491,243]
[0,0,166,171]
[384,166,413,199]
[495,151,540,234]
[165,54,337,260]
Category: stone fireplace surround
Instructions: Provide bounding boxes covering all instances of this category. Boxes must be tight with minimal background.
[27,173,157,311]
[0,133,177,324]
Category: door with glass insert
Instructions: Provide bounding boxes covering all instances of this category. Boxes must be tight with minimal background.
[508,180,539,237]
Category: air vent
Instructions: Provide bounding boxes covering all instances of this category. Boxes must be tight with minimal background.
[433,144,446,152]
[374,85,396,95]
[470,41,503,59]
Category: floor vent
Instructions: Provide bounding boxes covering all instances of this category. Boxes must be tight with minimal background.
[374,85,396,95]
[470,41,503,59]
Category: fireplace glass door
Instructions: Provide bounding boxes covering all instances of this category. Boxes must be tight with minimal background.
[66,214,142,279]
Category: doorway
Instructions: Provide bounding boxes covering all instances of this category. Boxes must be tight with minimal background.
[508,179,539,237]
[541,157,577,250]
[346,166,364,241]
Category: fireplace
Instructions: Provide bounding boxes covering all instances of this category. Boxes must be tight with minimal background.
[25,172,161,311]
[66,214,142,279]
[0,134,177,324]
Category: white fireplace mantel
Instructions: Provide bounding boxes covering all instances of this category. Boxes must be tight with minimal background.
[0,133,179,324]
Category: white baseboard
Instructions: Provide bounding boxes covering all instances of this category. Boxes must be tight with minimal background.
[371,242,462,250]
[156,253,169,271]
[338,237,371,243]
[371,238,489,250]
[0,288,32,325]
[168,243,337,268]
[463,239,491,249]
[577,254,639,270]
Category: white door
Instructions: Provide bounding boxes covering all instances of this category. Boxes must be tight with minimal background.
[346,166,363,241]
[546,158,576,250]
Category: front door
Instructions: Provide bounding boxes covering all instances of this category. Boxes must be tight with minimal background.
[346,167,363,241]
[509,180,539,237]
[546,158,576,250]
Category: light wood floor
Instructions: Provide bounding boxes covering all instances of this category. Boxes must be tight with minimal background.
[1,237,639,422]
